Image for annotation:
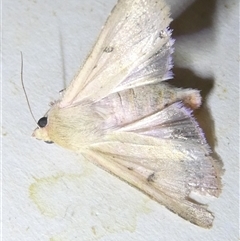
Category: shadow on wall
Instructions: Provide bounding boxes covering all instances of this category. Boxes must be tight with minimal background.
[168,0,221,162]
[171,0,217,36]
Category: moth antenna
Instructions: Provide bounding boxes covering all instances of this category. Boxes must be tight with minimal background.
[20,52,38,125]
[58,29,67,89]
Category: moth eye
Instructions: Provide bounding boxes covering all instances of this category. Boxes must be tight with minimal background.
[38,117,48,127]
[44,141,53,144]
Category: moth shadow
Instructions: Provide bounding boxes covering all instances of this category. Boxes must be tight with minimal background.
[168,0,222,163]
[168,68,221,163]
[170,0,217,37]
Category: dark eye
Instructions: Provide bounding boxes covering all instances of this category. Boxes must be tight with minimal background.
[44,141,53,144]
[38,117,48,127]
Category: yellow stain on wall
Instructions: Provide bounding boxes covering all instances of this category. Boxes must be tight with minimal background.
[29,168,151,240]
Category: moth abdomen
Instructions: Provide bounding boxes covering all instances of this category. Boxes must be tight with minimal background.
[95,83,201,129]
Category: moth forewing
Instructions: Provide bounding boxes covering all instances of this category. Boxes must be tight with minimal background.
[33,0,222,228]
[82,149,215,229]
[59,0,173,107]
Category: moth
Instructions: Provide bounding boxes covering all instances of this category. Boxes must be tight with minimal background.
[33,0,222,228]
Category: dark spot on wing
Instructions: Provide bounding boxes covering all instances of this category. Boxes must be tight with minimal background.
[104,46,114,53]
[147,173,155,182]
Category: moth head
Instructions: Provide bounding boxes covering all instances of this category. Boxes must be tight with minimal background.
[32,116,53,144]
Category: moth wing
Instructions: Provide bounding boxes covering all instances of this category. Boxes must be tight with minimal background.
[60,0,173,107]
[83,103,222,228]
